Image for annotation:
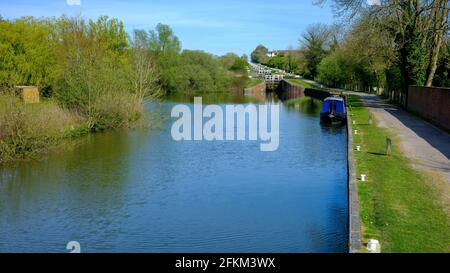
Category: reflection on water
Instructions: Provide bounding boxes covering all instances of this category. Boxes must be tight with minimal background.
[285,97,322,116]
[166,91,257,104]
[0,94,348,253]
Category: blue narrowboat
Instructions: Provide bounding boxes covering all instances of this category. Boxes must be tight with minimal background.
[320,97,347,125]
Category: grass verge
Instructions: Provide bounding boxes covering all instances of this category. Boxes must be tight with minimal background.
[245,78,264,88]
[285,79,315,89]
[348,95,450,252]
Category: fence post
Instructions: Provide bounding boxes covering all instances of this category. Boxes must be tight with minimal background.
[386,137,392,156]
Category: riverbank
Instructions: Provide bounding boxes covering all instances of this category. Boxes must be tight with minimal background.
[0,95,84,163]
[347,95,450,252]
[0,93,148,164]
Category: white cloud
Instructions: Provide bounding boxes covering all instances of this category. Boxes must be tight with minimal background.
[66,0,81,6]
[367,0,381,5]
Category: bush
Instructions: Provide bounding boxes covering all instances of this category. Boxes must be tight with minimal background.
[52,16,153,131]
[0,95,82,162]
[89,92,144,131]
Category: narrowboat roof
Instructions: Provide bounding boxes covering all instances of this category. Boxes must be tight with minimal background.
[323,97,344,102]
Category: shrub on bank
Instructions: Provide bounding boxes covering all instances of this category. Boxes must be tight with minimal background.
[87,92,144,131]
[0,95,84,162]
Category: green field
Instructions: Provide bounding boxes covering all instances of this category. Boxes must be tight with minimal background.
[348,95,450,252]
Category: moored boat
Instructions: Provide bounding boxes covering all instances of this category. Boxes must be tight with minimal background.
[320,97,347,126]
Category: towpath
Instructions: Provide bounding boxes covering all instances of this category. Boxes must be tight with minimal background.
[348,92,450,209]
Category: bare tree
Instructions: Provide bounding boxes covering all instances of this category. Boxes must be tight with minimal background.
[425,0,449,86]
[130,29,162,100]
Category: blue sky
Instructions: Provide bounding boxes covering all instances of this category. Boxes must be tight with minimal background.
[0,0,336,56]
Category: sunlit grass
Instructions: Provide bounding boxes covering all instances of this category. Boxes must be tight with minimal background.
[285,78,315,89]
[348,95,450,252]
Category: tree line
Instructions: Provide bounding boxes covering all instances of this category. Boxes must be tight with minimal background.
[0,16,248,129]
[0,15,248,162]
[251,0,449,94]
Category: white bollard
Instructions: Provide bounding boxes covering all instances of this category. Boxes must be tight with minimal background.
[367,239,381,253]
[353,120,355,125]
[354,130,358,135]
[356,145,361,151]
[361,174,366,181]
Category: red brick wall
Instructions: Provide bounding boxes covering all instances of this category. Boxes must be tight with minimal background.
[407,86,450,130]
[244,82,266,101]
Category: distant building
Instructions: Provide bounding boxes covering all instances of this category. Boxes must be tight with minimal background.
[268,49,302,57]
[266,50,279,57]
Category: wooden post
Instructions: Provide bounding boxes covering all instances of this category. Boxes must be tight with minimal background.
[386,137,392,156]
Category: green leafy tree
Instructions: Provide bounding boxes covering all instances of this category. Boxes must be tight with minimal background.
[265,56,288,70]
[300,23,332,79]
[318,49,353,88]
[319,0,449,88]
[148,23,182,93]
[0,17,56,91]
[53,16,142,130]
[230,57,248,71]
[250,44,269,63]
[220,52,240,69]
[149,23,181,54]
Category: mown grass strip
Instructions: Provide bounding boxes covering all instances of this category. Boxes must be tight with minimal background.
[285,79,315,89]
[348,95,450,252]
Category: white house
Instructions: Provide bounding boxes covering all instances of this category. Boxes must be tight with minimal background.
[266,50,279,58]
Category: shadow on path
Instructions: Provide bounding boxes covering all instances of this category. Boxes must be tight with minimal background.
[363,95,450,160]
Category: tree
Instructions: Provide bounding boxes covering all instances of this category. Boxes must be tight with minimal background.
[285,46,295,72]
[167,50,230,94]
[148,23,182,93]
[250,44,269,63]
[0,17,56,90]
[342,13,396,93]
[220,52,240,69]
[149,23,181,55]
[53,16,140,129]
[230,58,248,71]
[432,36,449,87]
[318,49,355,88]
[130,29,161,99]
[299,23,333,79]
[425,0,449,86]
[265,56,288,70]
[320,0,449,88]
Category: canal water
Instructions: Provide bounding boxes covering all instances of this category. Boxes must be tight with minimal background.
[0,95,348,252]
